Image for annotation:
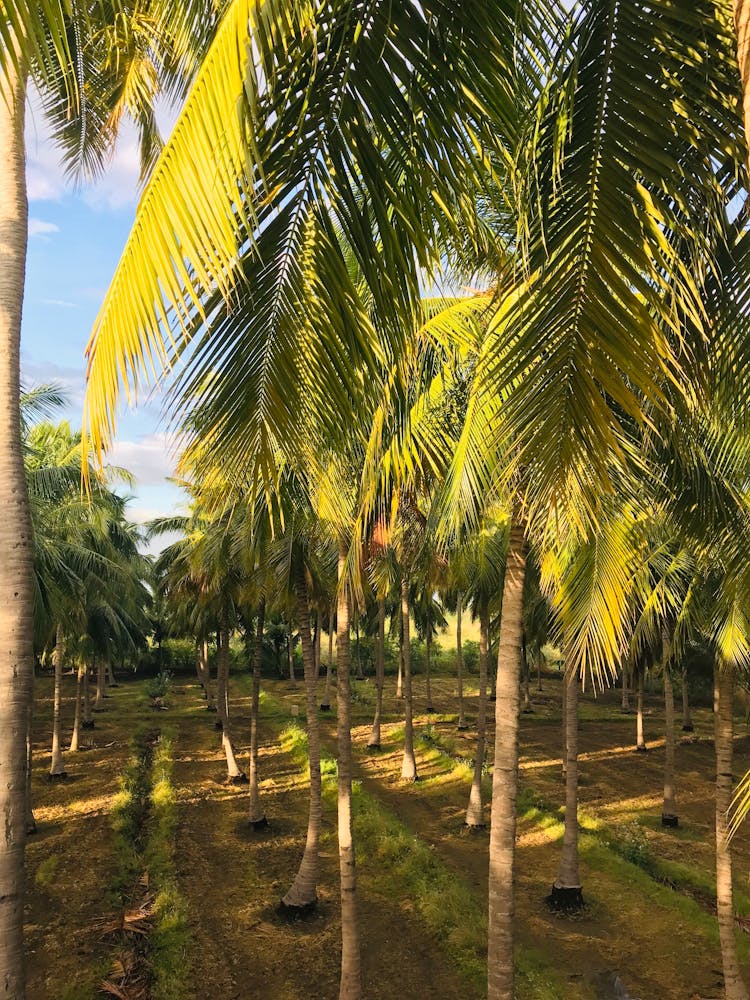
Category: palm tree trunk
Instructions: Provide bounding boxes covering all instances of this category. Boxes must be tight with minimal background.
[106,661,116,687]
[425,614,435,712]
[288,627,296,685]
[94,656,105,710]
[368,599,385,749]
[69,665,83,753]
[682,663,694,731]
[522,637,533,713]
[82,662,94,728]
[217,620,244,782]
[715,664,749,1000]
[248,600,267,828]
[199,637,215,710]
[456,590,467,729]
[0,58,34,995]
[50,625,67,778]
[621,664,630,712]
[401,576,418,781]
[355,619,364,680]
[662,627,678,827]
[336,540,361,999]
[282,570,322,913]
[537,653,543,692]
[396,633,403,699]
[487,519,527,1000]
[636,665,647,751]
[549,666,583,910]
[321,608,334,711]
[314,618,321,677]
[465,602,489,828]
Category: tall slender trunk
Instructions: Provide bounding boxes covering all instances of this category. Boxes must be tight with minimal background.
[336,540,361,999]
[248,600,267,827]
[621,664,630,712]
[50,625,66,778]
[522,636,533,713]
[715,664,749,1000]
[636,666,647,751]
[396,632,403,700]
[217,620,243,781]
[536,652,543,692]
[550,666,583,909]
[355,619,364,680]
[314,617,321,677]
[368,600,385,749]
[82,662,93,728]
[106,661,116,687]
[456,590,467,729]
[282,569,322,912]
[662,627,678,827]
[69,665,83,753]
[0,58,34,995]
[465,602,489,827]
[682,663,694,731]
[288,628,296,685]
[321,608,334,710]
[94,656,105,710]
[401,576,418,781]
[487,519,527,1000]
[425,614,435,712]
[201,637,216,711]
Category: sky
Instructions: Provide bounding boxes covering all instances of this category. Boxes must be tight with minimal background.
[22,100,185,554]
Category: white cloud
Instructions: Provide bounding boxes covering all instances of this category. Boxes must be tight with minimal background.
[40,298,76,308]
[28,218,59,238]
[108,432,177,486]
[20,356,86,407]
[128,506,184,557]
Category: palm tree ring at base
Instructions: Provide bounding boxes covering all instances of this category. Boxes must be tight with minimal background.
[227,772,248,785]
[661,813,679,828]
[249,815,269,831]
[48,771,69,782]
[319,703,331,712]
[635,745,648,753]
[277,897,318,920]
[547,884,585,911]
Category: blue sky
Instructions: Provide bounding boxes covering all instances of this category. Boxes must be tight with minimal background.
[22,103,185,552]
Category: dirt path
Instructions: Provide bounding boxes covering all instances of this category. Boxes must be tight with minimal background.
[169,681,478,1000]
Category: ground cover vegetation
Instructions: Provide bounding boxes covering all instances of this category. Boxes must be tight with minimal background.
[5,0,750,998]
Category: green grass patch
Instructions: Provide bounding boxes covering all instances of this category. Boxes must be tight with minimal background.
[34,854,59,889]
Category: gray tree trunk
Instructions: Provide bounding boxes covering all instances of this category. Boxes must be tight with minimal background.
[49,625,66,777]
[248,600,267,827]
[465,603,489,827]
[368,599,385,748]
[550,666,583,909]
[282,570,321,911]
[715,664,749,999]
[336,541,361,999]
[487,519,527,1000]
[456,590,467,729]
[400,576,418,781]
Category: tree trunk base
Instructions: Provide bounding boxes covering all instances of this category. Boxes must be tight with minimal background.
[249,815,269,830]
[26,817,37,835]
[547,884,584,912]
[464,821,486,831]
[426,706,436,714]
[489,693,496,702]
[457,723,469,732]
[48,771,68,782]
[214,720,224,731]
[635,745,648,753]
[661,813,679,828]
[681,723,694,732]
[206,705,218,713]
[319,703,331,712]
[522,706,534,714]
[227,772,248,785]
[366,742,381,751]
[278,897,318,920]
[81,720,96,730]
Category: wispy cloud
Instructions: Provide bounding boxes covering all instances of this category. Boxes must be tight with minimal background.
[40,298,76,308]
[20,355,87,407]
[29,218,59,238]
[108,432,177,486]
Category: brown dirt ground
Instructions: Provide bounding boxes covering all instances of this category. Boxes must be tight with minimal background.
[23,667,750,1000]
